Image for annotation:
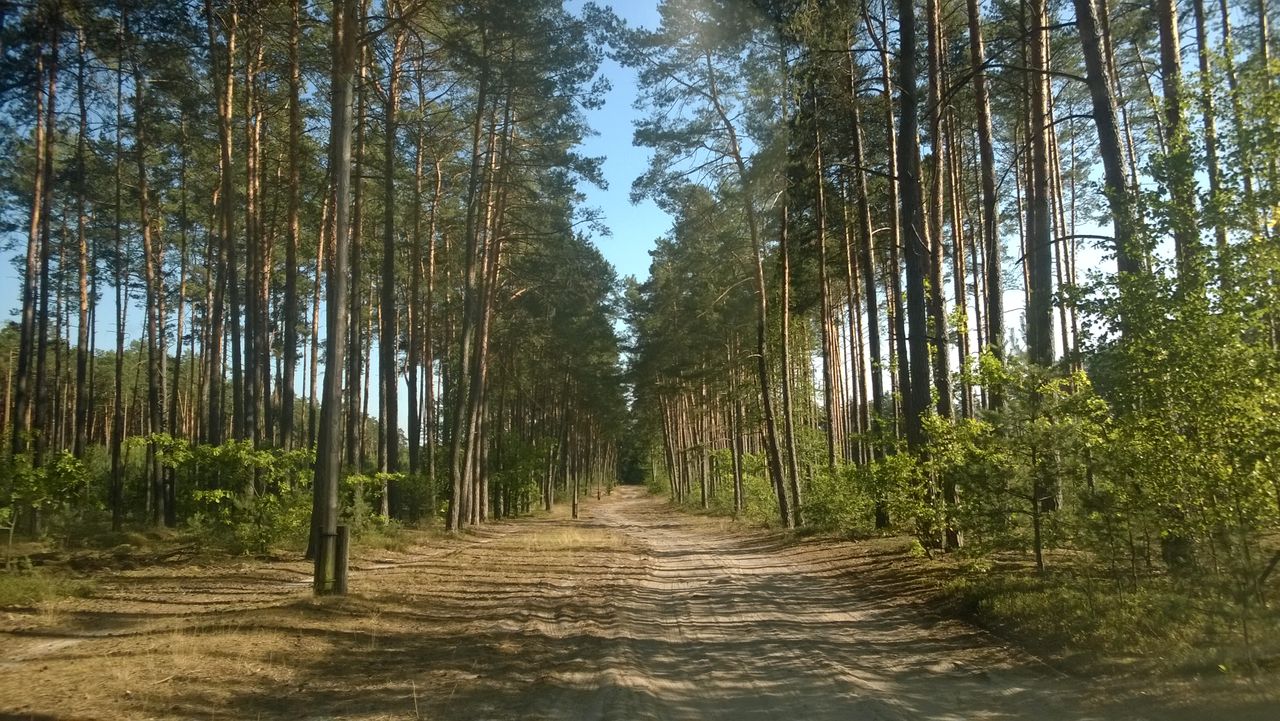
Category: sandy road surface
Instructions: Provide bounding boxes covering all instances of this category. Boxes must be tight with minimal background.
[0,486,1260,720]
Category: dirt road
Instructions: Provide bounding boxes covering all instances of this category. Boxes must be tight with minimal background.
[0,486,1259,720]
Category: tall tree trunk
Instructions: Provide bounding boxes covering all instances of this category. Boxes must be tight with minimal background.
[777,56,802,527]
[965,0,1004,387]
[168,119,189,516]
[14,10,52,459]
[31,10,58,467]
[205,0,237,445]
[814,108,837,472]
[243,22,261,448]
[314,0,358,595]
[1218,0,1259,233]
[845,37,885,452]
[704,51,790,527]
[1190,0,1227,283]
[425,159,441,513]
[346,29,368,468]
[73,24,92,459]
[380,8,405,515]
[1156,0,1202,291]
[896,0,932,446]
[947,117,973,418]
[110,15,127,530]
[1025,0,1055,367]
[407,94,424,482]
[309,184,331,448]
[134,61,169,525]
[448,35,491,530]
[926,0,952,419]
[1071,0,1142,278]
[282,0,303,449]
[867,1,911,434]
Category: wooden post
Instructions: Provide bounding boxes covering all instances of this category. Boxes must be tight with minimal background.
[313,531,335,594]
[334,525,350,594]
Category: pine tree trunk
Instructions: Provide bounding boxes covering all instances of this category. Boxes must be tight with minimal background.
[845,40,885,443]
[814,107,838,472]
[1156,0,1202,291]
[282,0,302,449]
[309,184,331,449]
[134,63,169,525]
[965,0,1004,386]
[448,38,492,530]
[346,34,367,469]
[380,11,405,515]
[73,24,92,459]
[866,1,911,434]
[896,0,933,446]
[1071,0,1142,278]
[1025,0,1055,367]
[704,50,790,527]
[110,20,127,529]
[204,0,236,445]
[314,0,358,595]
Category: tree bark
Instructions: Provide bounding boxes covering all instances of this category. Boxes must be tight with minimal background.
[380,7,405,515]
[1071,0,1142,278]
[73,24,92,459]
[896,0,932,446]
[314,0,358,595]
[1156,0,1202,291]
[1025,0,1055,367]
[965,0,1004,385]
[281,0,303,449]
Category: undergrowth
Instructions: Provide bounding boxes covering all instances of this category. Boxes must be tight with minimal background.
[0,568,94,607]
[941,562,1280,674]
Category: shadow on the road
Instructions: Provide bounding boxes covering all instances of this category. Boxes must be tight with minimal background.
[6,492,1277,721]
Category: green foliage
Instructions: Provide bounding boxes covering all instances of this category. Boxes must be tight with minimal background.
[155,438,316,554]
[339,473,391,538]
[944,569,1280,671]
[801,464,875,536]
[1,452,94,555]
[490,439,551,516]
[3,452,93,518]
[398,471,444,525]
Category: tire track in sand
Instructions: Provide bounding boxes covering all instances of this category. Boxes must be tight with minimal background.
[514,485,1134,721]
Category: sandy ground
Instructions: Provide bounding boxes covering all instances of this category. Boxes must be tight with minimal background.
[0,486,1275,720]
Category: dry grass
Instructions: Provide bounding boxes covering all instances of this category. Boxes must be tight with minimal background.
[0,569,94,607]
[506,526,627,552]
[4,489,1276,721]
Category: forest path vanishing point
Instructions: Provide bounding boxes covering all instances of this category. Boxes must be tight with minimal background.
[0,486,1256,721]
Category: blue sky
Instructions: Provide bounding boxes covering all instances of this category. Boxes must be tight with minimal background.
[574,0,667,285]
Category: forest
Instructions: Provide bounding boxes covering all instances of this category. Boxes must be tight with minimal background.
[1,0,1279,708]
[620,0,1280,665]
[0,0,628,577]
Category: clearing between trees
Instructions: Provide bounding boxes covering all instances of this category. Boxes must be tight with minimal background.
[2,485,1273,721]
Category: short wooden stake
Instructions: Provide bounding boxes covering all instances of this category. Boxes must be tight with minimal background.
[334,525,350,595]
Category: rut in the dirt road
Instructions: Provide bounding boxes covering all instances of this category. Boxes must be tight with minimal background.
[2,486,1182,721]
[502,486,1103,721]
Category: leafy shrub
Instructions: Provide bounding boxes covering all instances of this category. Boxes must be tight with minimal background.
[801,463,874,536]
[2,452,94,557]
[155,438,316,554]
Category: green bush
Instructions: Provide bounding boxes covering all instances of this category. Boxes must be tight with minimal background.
[2,452,94,559]
[156,438,316,554]
[801,463,874,536]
